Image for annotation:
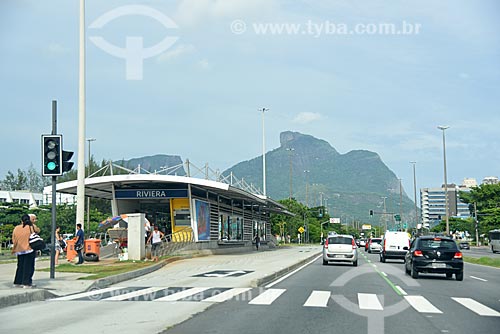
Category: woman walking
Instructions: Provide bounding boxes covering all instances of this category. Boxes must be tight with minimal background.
[12,214,40,288]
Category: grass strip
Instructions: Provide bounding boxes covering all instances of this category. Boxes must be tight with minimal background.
[463,256,500,268]
[38,261,155,280]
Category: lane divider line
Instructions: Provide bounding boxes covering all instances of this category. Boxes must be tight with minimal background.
[265,254,322,288]
[469,275,488,282]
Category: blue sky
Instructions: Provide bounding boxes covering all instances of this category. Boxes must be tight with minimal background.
[1,0,499,200]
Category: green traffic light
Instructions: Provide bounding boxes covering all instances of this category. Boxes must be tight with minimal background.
[47,162,57,170]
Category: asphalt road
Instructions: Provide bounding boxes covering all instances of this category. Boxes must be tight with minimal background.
[164,251,500,334]
[461,246,500,258]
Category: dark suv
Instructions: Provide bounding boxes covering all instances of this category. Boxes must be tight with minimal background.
[405,236,464,281]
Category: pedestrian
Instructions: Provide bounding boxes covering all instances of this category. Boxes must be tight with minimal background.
[75,223,85,265]
[54,226,64,265]
[147,225,164,262]
[12,214,39,288]
[254,234,261,251]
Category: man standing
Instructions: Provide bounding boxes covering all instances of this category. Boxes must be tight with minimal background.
[75,224,84,265]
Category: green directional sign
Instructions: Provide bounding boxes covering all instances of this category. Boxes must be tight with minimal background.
[394,214,401,222]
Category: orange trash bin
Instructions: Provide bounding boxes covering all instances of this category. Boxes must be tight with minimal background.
[84,238,101,262]
[66,239,77,262]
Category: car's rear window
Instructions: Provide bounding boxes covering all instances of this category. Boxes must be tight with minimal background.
[371,239,382,244]
[329,237,352,245]
[419,239,457,250]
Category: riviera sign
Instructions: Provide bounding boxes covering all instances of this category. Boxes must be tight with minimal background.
[115,189,188,199]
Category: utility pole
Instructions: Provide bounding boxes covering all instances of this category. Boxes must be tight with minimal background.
[286,147,294,199]
[474,202,479,246]
[410,161,418,233]
[259,108,269,196]
[438,125,450,235]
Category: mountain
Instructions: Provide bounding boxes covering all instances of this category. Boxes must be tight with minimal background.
[114,154,186,175]
[223,131,416,225]
[113,132,417,226]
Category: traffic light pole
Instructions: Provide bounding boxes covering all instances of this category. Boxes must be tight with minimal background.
[50,100,57,279]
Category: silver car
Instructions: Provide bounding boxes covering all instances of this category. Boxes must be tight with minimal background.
[322,234,358,266]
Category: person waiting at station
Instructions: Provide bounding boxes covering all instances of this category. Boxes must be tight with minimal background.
[147,225,164,262]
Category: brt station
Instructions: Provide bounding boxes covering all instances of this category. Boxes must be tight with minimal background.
[49,163,291,260]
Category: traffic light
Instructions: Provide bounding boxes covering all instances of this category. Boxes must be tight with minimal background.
[62,150,74,173]
[369,210,374,216]
[42,135,62,176]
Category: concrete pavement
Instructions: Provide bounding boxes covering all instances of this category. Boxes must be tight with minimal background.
[0,245,322,309]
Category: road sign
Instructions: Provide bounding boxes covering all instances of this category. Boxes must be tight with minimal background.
[362,224,372,230]
[298,227,305,233]
[394,214,401,221]
[330,218,340,224]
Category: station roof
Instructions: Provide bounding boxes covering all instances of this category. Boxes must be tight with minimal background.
[51,174,293,216]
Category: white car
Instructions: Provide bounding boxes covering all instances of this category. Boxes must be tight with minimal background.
[323,234,358,266]
[368,238,382,253]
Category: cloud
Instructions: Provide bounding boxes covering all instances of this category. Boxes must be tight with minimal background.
[157,44,196,63]
[45,42,70,55]
[174,0,277,26]
[197,59,212,70]
[292,112,323,124]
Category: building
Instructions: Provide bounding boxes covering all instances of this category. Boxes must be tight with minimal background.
[0,190,43,208]
[482,176,499,185]
[49,162,292,254]
[461,178,478,188]
[420,184,471,227]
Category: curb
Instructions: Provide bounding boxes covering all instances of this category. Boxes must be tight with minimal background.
[0,289,57,309]
[252,251,322,287]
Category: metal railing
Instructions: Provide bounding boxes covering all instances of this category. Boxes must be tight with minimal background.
[156,227,195,257]
[88,160,263,196]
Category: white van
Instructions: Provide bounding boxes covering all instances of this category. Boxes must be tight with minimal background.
[380,231,410,262]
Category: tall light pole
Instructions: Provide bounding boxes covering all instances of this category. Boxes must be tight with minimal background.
[410,161,419,232]
[438,125,450,235]
[286,147,294,199]
[381,196,387,233]
[86,138,96,232]
[304,170,310,207]
[76,0,87,230]
[259,108,269,196]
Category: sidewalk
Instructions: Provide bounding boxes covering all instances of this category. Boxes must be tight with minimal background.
[0,245,321,309]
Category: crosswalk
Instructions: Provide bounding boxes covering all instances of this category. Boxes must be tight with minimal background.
[51,286,500,317]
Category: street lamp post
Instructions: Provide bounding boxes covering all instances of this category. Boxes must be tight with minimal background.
[86,138,96,232]
[286,147,294,200]
[259,108,269,196]
[438,125,450,235]
[303,170,310,207]
[410,161,418,233]
[381,196,387,232]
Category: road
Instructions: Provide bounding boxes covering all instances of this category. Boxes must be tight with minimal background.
[164,251,500,334]
[461,246,500,258]
[0,249,498,334]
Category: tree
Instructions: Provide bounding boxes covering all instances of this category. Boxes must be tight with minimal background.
[459,183,500,235]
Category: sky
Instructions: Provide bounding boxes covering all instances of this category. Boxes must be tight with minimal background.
[1,0,499,202]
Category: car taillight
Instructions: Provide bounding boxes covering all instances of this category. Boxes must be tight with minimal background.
[324,239,329,248]
[384,239,386,250]
[413,250,423,257]
[454,252,462,259]
[352,239,357,249]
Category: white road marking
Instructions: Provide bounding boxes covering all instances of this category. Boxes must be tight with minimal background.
[249,288,286,305]
[452,297,500,317]
[303,290,331,308]
[395,285,407,296]
[154,287,210,302]
[404,295,443,313]
[358,293,383,310]
[51,287,122,301]
[265,255,321,288]
[202,288,252,303]
[469,276,488,282]
[104,287,166,301]
[381,272,387,277]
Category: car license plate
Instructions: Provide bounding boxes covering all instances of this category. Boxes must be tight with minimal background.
[432,263,446,268]
[334,254,346,258]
